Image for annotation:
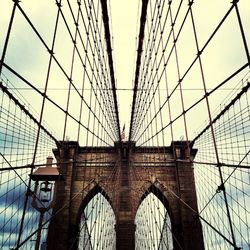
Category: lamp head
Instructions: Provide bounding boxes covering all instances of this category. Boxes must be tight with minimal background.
[30,156,63,181]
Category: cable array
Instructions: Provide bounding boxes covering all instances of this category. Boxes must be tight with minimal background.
[129,0,250,249]
[0,0,120,249]
[0,78,56,249]
[193,76,250,249]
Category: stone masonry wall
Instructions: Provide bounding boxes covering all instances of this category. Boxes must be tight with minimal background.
[46,141,204,250]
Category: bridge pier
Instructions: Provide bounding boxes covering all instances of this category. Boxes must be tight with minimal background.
[45,140,204,249]
[46,142,79,250]
[115,142,136,250]
[115,222,136,250]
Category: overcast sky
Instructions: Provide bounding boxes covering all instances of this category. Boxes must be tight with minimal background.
[0,0,249,143]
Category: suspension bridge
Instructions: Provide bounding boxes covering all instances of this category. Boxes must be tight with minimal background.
[0,0,249,249]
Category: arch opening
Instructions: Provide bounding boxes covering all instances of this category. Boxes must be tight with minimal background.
[135,189,173,249]
[78,190,116,250]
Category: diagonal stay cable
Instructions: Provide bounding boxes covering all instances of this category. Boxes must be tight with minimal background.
[1,62,111,146]
[0,82,57,143]
[129,0,149,141]
[100,0,121,141]
[137,63,249,146]
[157,179,238,248]
[13,1,117,143]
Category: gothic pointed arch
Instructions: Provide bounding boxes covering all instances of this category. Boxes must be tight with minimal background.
[139,183,173,219]
[135,183,174,249]
[77,183,113,218]
[77,184,116,249]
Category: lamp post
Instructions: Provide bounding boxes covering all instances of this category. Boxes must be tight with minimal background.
[30,156,63,250]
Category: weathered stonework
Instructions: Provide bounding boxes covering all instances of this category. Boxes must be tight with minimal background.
[46,141,204,250]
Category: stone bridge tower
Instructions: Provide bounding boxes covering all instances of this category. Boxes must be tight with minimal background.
[46,141,204,250]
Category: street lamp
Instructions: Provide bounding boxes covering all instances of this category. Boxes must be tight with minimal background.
[30,156,63,250]
[39,181,53,202]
